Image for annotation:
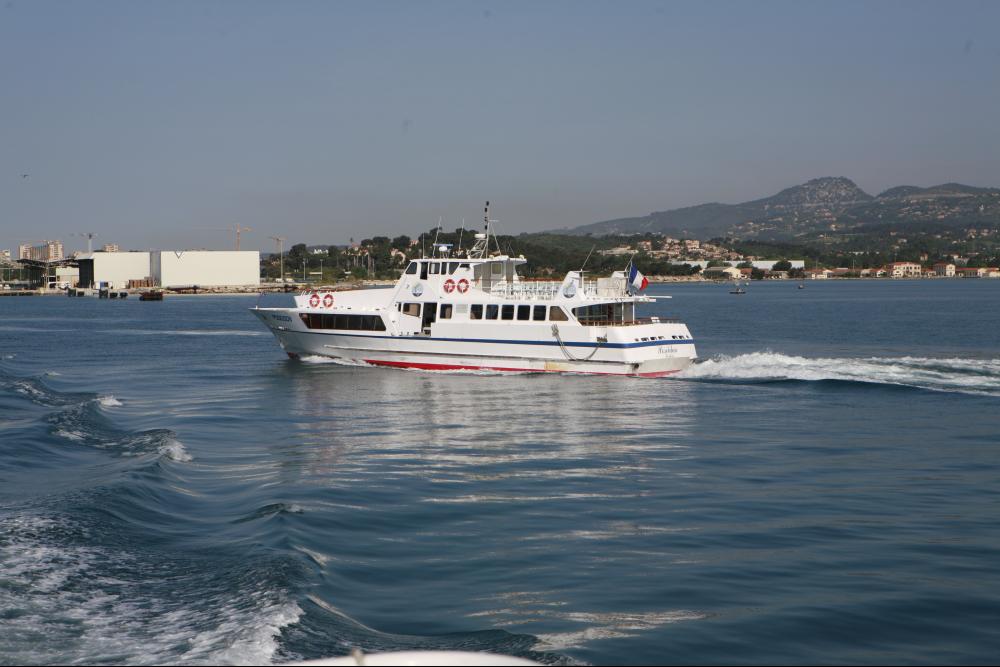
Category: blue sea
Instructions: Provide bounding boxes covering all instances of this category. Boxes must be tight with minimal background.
[2,280,999,665]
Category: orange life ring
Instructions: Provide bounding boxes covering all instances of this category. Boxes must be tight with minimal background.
[322,293,334,308]
[457,278,469,293]
[443,279,456,293]
[308,293,320,308]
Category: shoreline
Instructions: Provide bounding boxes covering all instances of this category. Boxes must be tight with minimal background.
[3,276,996,297]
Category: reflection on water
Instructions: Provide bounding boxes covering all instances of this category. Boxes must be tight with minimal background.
[280,364,697,486]
[264,363,706,653]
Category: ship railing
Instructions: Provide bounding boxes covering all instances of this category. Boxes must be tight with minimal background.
[486,281,562,300]
[485,280,630,300]
[577,317,681,326]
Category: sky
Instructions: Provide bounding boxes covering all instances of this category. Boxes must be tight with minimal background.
[2,0,999,253]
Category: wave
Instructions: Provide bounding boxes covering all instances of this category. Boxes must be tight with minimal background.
[0,511,304,666]
[98,394,123,408]
[48,403,193,462]
[1,371,191,463]
[679,352,1000,396]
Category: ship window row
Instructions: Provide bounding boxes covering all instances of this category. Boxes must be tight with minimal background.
[396,302,569,322]
[469,304,568,322]
[406,261,472,279]
[299,313,387,331]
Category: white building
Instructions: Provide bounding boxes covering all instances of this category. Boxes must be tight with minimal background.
[886,262,922,278]
[76,250,260,288]
[702,266,741,280]
[19,240,64,261]
[76,251,152,288]
[933,263,956,277]
[151,250,259,287]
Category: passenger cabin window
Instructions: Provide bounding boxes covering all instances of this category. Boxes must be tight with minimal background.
[299,313,386,331]
[517,305,530,321]
[405,262,418,275]
[549,307,568,322]
[440,304,453,319]
[402,303,421,317]
[501,305,515,320]
[470,304,483,320]
[486,304,499,320]
[573,303,630,325]
[533,305,546,321]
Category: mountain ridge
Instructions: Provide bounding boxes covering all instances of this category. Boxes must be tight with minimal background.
[558,177,1000,240]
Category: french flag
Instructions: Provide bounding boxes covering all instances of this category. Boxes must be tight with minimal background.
[628,261,649,293]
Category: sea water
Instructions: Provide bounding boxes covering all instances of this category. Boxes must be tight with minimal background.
[1,280,998,665]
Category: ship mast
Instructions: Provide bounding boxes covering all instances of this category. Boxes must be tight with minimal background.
[468,200,492,259]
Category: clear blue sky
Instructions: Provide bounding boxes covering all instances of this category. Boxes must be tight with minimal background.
[2,0,998,252]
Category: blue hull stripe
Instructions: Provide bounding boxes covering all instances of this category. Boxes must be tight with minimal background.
[282,328,695,349]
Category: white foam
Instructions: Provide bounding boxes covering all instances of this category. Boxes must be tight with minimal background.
[300,355,367,366]
[98,395,123,408]
[0,512,303,666]
[160,438,193,462]
[679,352,1000,396]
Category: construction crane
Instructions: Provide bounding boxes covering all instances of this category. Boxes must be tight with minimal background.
[269,236,286,283]
[212,224,253,251]
[73,232,97,253]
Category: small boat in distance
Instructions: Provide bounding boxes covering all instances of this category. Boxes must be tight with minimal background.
[730,280,746,295]
[139,290,164,301]
[252,203,697,377]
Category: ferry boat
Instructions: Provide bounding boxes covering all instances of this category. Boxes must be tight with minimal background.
[251,207,697,377]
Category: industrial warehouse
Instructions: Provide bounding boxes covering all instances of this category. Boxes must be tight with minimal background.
[2,249,261,292]
[75,250,260,289]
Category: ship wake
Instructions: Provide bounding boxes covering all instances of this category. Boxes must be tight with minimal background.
[679,352,1000,397]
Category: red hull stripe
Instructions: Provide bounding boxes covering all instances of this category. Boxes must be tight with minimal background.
[361,358,680,378]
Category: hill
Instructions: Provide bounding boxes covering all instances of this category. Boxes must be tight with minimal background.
[560,178,1000,241]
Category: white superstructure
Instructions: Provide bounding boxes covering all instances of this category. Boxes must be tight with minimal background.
[252,216,696,377]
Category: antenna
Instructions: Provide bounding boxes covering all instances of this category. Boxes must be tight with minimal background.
[432,217,442,257]
[457,218,465,255]
[580,244,596,272]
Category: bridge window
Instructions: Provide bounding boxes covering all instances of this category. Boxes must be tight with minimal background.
[448,262,460,274]
[470,304,483,320]
[533,305,546,321]
[405,262,418,275]
[299,313,386,331]
[517,305,531,321]
[429,262,440,275]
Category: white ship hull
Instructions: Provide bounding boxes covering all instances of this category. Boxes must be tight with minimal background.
[253,233,697,377]
[252,309,696,377]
